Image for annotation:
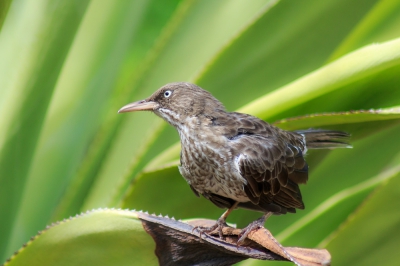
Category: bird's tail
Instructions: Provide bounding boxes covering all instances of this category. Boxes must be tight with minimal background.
[296,129,351,149]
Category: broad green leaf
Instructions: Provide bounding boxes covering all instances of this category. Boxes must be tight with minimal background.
[274,107,400,139]
[329,0,400,61]
[4,209,157,266]
[272,62,400,123]
[0,0,11,30]
[0,0,90,261]
[325,170,400,266]
[143,143,181,171]
[196,0,380,110]
[5,1,156,258]
[240,38,400,120]
[275,107,400,130]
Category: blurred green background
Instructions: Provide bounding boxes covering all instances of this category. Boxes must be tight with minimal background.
[1,0,400,265]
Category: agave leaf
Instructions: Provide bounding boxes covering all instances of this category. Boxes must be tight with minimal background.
[239,38,400,120]
[0,0,90,261]
[4,210,157,266]
[5,1,162,258]
[0,0,12,30]
[329,0,400,61]
[6,209,329,266]
[196,0,380,110]
[325,170,400,266]
[274,107,400,139]
[275,107,400,129]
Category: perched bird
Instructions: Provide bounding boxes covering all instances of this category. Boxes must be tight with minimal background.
[119,82,350,243]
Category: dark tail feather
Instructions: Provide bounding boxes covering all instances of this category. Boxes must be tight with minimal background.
[295,129,351,149]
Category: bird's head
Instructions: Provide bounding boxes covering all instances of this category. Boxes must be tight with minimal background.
[118,82,225,128]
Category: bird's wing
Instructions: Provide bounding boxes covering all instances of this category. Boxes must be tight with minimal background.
[210,112,308,213]
[214,113,308,213]
[232,134,308,213]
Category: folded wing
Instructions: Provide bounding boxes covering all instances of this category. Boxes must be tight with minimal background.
[234,133,308,214]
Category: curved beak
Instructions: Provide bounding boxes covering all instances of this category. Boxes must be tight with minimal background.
[118,100,159,113]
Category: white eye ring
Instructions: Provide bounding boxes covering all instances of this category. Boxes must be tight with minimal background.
[164,90,172,98]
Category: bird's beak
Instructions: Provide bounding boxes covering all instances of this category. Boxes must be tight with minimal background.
[118,100,159,113]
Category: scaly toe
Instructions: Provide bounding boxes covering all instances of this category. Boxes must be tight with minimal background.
[194,218,229,239]
[237,220,264,245]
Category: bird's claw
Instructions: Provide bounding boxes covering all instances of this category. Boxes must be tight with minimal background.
[193,217,229,239]
[237,217,265,245]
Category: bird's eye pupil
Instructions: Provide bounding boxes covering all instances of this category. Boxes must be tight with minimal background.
[164,90,172,98]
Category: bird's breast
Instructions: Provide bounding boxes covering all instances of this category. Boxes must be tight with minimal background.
[178,125,249,202]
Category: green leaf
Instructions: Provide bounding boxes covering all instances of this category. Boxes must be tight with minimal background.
[5,1,158,258]
[274,106,400,139]
[328,0,400,61]
[0,0,90,260]
[275,107,400,129]
[196,0,381,110]
[325,170,400,266]
[239,38,400,120]
[0,0,12,30]
[4,210,157,266]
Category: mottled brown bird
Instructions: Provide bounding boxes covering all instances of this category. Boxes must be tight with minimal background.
[119,82,350,243]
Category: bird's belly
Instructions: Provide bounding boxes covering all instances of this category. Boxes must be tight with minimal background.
[178,130,249,202]
[179,158,249,202]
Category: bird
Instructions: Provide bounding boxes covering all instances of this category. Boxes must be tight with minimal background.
[118,82,350,244]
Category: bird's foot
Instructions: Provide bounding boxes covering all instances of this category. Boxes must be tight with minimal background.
[194,217,229,239]
[237,213,270,245]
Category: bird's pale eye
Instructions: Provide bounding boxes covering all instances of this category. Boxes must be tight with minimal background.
[164,90,172,98]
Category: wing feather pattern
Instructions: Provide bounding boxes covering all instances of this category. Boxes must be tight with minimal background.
[225,113,308,214]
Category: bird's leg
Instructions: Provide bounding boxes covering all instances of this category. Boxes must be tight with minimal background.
[237,212,272,245]
[195,201,239,239]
